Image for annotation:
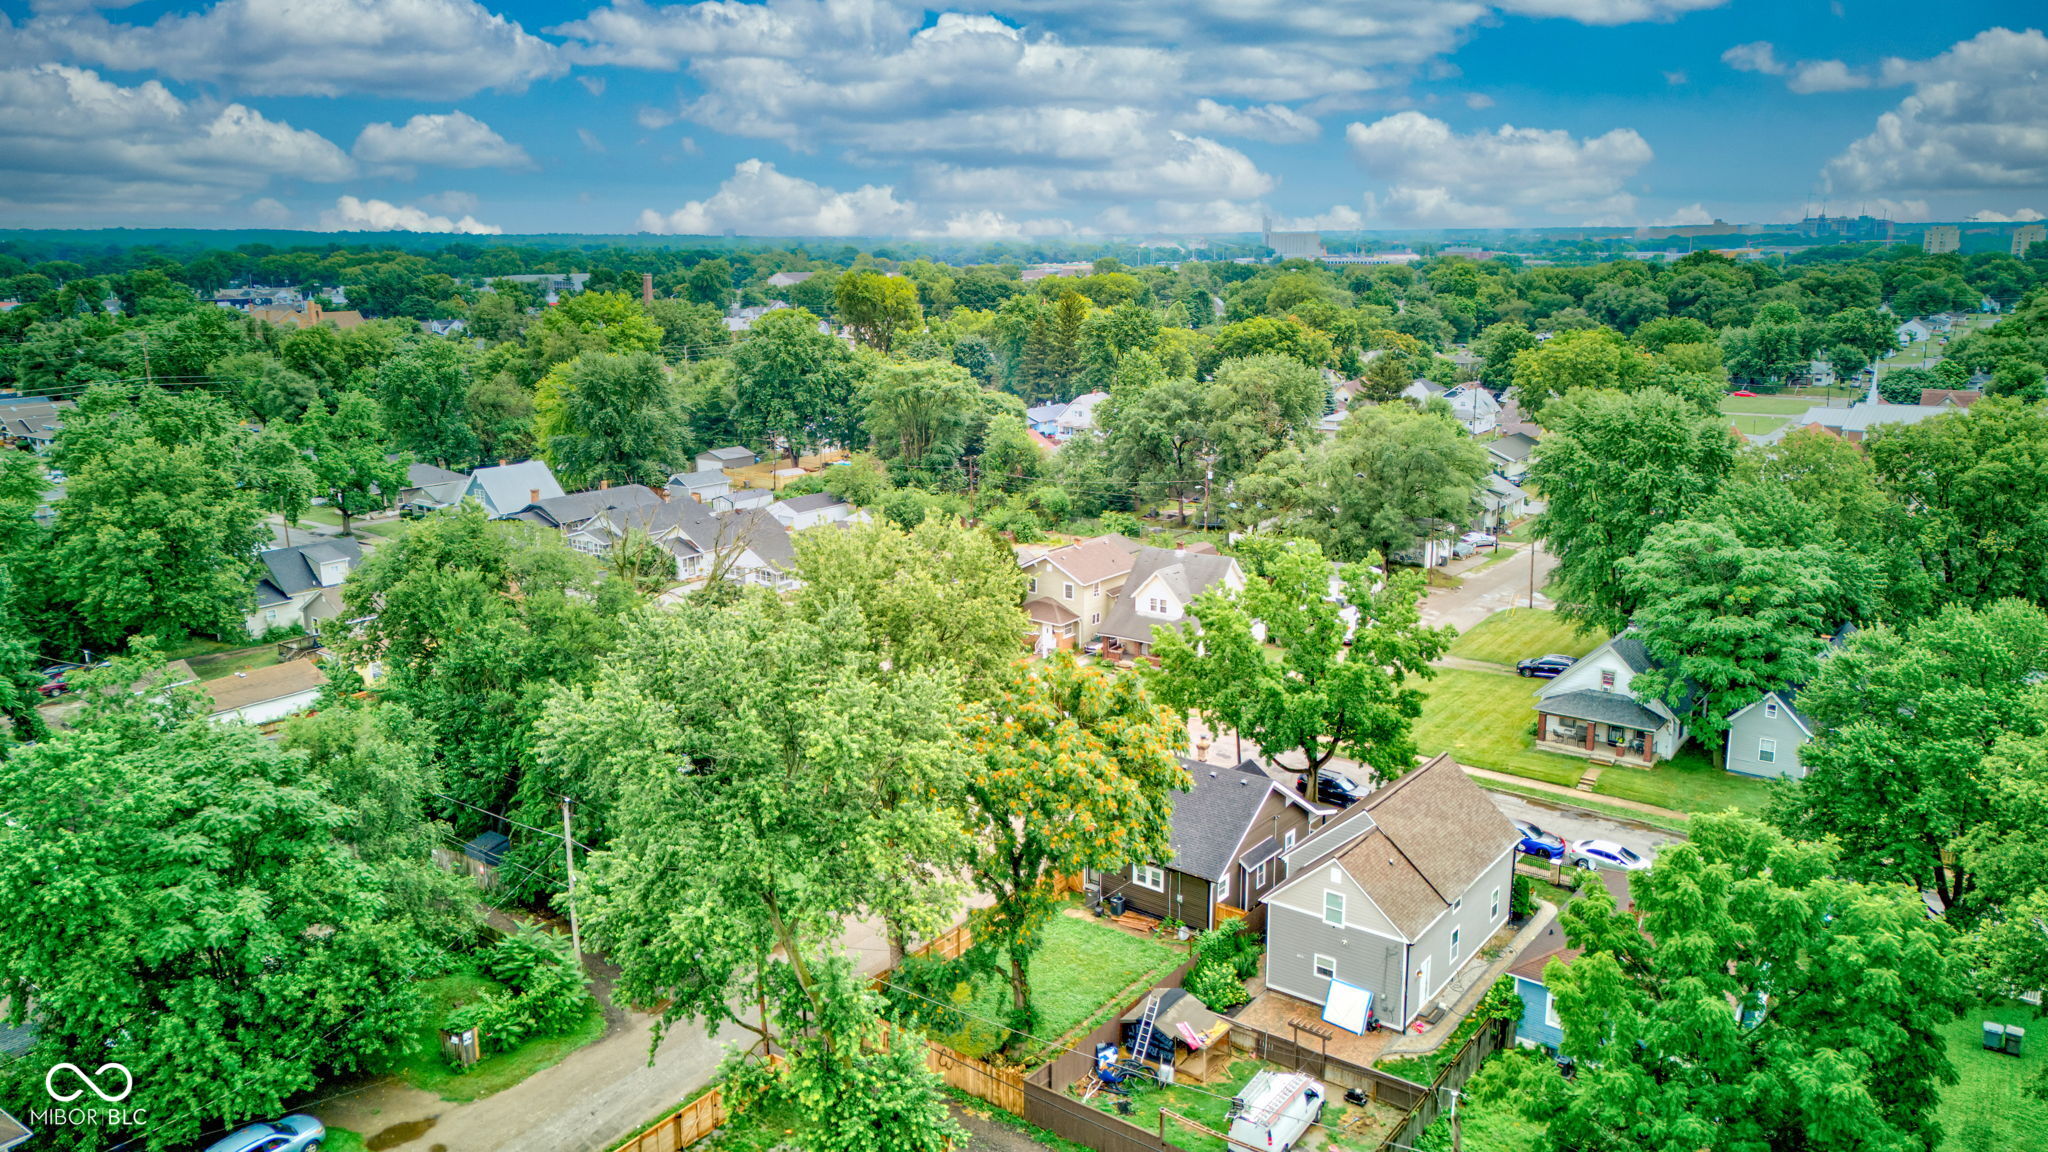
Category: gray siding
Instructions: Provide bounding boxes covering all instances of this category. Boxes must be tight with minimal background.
[1726,700,1811,780]
[1265,903,1404,1023]
[1409,851,1513,1015]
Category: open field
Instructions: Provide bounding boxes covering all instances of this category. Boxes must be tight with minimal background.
[1935,1000,2048,1152]
[1590,749,1777,815]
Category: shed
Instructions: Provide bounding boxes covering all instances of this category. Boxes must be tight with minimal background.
[696,446,758,472]
[459,831,512,888]
[1117,989,1231,1081]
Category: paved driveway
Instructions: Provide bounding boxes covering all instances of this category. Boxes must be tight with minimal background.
[1419,542,1558,634]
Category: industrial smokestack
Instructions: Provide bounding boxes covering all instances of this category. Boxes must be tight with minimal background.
[642,272,654,305]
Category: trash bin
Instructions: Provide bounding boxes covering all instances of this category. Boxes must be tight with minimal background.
[1984,1021,2009,1051]
[1108,892,1127,917]
[2006,1026,2026,1056]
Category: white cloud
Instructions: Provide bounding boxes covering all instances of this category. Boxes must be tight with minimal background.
[638,158,918,236]
[1346,110,1651,225]
[1659,203,1713,225]
[1464,93,1494,110]
[577,75,605,96]
[0,63,353,218]
[1494,0,1727,23]
[635,106,675,130]
[24,0,562,98]
[353,111,529,174]
[248,196,290,223]
[320,194,502,233]
[1722,41,1786,75]
[1176,99,1319,142]
[577,128,607,154]
[1662,69,1687,85]
[1785,59,1869,94]
[1826,28,2048,195]
[417,189,481,215]
[1968,207,2044,223]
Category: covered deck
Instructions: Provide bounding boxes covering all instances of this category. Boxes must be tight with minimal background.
[1535,689,1662,766]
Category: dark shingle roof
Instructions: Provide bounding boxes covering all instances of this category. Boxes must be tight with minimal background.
[1097,548,1239,647]
[1538,688,1666,731]
[1487,432,1538,462]
[254,538,363,606]
[774,492,845,515]
[1165,758,1281,882]
[509,485,662,528]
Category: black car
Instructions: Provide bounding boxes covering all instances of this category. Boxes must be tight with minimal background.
[1296,770,1367,807]
[398,501,436,520]
[1517,654,1576,678]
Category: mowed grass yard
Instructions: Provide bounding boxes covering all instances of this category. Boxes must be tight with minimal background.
[1092,1057,1396,1152]
[1937,1000,2048,1152]
[932,908,1182,1062]
[1590,749,1777,815]
[1448,609,1607,667]
[1412,668,1588,786]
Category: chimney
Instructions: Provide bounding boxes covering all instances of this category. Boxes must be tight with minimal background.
[599,479,609,490]
[499,458,509,467]
[642,272,654,305]
[530,488,540,504]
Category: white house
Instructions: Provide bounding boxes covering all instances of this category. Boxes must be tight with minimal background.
[1262,754,1518,1030]
[1896,318,1934,345]
[696,446,759,472]
[667,468,733,503]
[765,492,861,531]
[1054,392,1110,437]
[1094,547,1245,657]
[203,660,329,728]
[1533,634,1688,766]
[1444,384,1501,436]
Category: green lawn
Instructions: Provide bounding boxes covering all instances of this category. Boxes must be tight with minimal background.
[158,635,254,662]
[1089,1058,1387,1152]
[1475,778,1689,834]
[1720,394,1827,416]
[383,969,607,1102]
[932,909,1182,1062]
[1589,748,1778,816]
[1412,1050,1552,1152]
[322,1129,368,1152]
[1413,670,1588,787]
[1726,413,1790,437]
[187,645,283,680]
[1448,609,1606,667]
[1937,1000,2048,1152]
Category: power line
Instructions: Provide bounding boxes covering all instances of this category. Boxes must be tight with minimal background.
[432,790,596,853]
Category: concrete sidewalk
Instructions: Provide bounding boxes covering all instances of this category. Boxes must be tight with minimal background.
[1379,901,1560,1061]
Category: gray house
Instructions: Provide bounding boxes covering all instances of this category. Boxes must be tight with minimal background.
[1723,625,1851,780]
[501,484,663,532]
[1261,753,1517,1030]
[667,468,733,503]
[696,446,758,472]
[1486,433,1538,484]
[1092,758,1328,933]
[399,462,469,508]
[245,539,363,638]
[464,460,565,518]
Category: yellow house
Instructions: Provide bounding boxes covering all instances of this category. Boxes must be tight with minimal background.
[1017,535,1139,650]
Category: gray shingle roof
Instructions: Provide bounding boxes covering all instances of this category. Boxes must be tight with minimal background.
[1487,432,1538,462]
[702,446,756,464]
[669,468,729,490]
[1096,548,1240,647]
[1164,758,1282,882]
[774,492,844,515]
[506,485,662,528]
[1538,688,1666,731]
[468,460,563,514]
[254,538,363,607]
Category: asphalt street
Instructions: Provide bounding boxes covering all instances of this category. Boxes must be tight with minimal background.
[1485,790,1684,863]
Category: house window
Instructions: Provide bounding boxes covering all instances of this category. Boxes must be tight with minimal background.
[1134,865,1165,892]
[1758,738,1777,764]
[1314,954,1337,981]
[1147,597,1166,614]
[1451,897,1462,912]
[1450,928,1462,962]
[1600,669,1616,689]
[1028,577,1038,594]
[1490,887,1501,920]
[265,609,278,622]
[1284,829,1297,851]
[1323,890,1345,926]
[1091,612,1100,625]
[1217,872,1229,902]
[1063,582,1075,600]
[1252,861,1268,889]
[1543,990,1561,1030]
[1764,700,1779,719]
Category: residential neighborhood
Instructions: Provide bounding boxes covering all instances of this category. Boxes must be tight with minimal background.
[2,98,2046,1152]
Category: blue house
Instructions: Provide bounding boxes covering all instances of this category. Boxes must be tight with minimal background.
[1509,871,1632,1051]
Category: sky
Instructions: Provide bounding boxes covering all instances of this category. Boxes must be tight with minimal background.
[0,0,2043,238]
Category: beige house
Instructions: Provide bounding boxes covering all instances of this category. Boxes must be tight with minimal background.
[1017,535,1139,650]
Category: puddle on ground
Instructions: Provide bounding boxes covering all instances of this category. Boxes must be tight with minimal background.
[365,1116,439,1150]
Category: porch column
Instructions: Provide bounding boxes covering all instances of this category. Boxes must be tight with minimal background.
[1585,723,1595,751]
[1536,712,1547,744]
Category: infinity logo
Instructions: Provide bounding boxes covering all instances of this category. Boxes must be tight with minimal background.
[45,1062,134,1103]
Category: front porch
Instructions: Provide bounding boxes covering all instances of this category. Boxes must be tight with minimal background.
[1535,713,1658,766]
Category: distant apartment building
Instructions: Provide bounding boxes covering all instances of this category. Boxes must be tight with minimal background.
[1263,227,1325,260]
[1923,225,1961,254]
[2014,224,2046,259]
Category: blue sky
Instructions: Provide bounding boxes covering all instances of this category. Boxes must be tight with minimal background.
[0,0,2042,237]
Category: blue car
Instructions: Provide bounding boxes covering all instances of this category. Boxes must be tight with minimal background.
[203,1115,326,1152]
[1513,820,1566,860]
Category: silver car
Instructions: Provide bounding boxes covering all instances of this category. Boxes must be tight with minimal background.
[202,1115,326,1152]
[1566,839,1651,872]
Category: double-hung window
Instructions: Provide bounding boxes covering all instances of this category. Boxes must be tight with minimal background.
[1134,864,1165,892]
[1322,890,1345,927]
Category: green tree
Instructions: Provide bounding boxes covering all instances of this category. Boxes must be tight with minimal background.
[297,393,409,535]
[644,297,731,361]
[790,518,1027,698]
[730,307,866,465]
[1099,376,1208,521]
[1209,315,1333,370]
[1511,327,1653,423]
[546,351,689,489]
[960,655,1186,1037]
[684,257,734,309]
[1532,814,1964,1152]
[1770,599,2048,917]
[860,359,981,471]
[836,269,922,354]
[976,413,1043,494]
[1532,389,1737,632]
[1867,399,2048,607]
[377,338,479,467]
[549,599,966,1149]
[0,652,440,1150]
[1234,402,1487,562]
[1877,365,1941,404]
[1473,321,1538,389]
[1203,353,1329,486]
[1155,538,1450,792]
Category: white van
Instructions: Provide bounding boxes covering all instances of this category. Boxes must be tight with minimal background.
[1225,1070,1325,1150]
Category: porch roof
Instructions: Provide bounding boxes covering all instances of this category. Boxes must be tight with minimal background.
[1538,689,1664,732]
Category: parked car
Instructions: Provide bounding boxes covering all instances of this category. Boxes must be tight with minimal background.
[1566,839,1650,872]
[1296,770,1367,808]
[1517,654,1576,678]
[1730,390,1757,397]
[35,676,67,698]
[202,1115,326,1152]
[1461,532,1498,547]
[1227,1071,1324,1152]
[1513,820,1566,860]
[1450,540,1477,559]
[398,501,438,520]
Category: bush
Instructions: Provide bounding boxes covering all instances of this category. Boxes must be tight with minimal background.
[1509,873,1536,921]
[1191,918,1262,980]
[1185,960,1250,1010]
[445,929,593,1058]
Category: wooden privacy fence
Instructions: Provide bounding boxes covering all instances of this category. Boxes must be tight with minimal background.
[614,1088,725,1152]
[1021,1079,1190,1152]
[924,1038,1026,1114]
[1374,1016,1513,1152]
[1224,1020,1429,1112]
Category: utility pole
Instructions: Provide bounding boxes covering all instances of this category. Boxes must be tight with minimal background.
[1199,452,1217,537]
[1527,536,1539,611]
[560,796,584,965]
